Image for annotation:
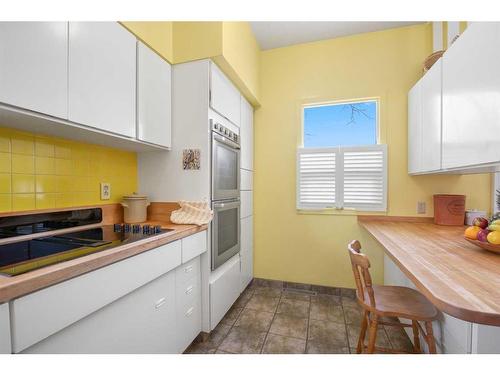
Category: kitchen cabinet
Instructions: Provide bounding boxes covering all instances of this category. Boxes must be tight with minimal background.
[68,22,136,138]
[23,271,177,354]
[240,216,254,292]
[175,257,202,352]
[408,79,423,174]
[10,230,207,353]
[407,59,442,174]
[240,191,253,219]
[240,96,254,171]
[240,169,253,191]
[442,22,500,169]
[0,22,68,119]
[0,303,11,353]
[210,62,241,126]
[137,41,172,148]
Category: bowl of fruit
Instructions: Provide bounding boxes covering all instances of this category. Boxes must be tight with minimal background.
[464,216,500,254]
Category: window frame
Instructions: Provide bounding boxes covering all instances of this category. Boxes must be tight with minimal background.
[297,98,387,213]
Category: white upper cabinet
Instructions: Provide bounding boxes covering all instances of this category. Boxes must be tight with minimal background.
[421,59,442,172]
[442,22,500,169]
[240,96,254,171]
[408,79,423,174]
[408,60,442,174]
[68,22,137,138]
[137,41,172,148]
[0,22,68,118]
[210,63,241,126]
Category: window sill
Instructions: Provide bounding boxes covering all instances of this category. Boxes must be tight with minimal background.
[297,208,388,217]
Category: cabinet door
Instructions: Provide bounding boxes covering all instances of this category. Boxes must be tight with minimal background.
[137,41,172,148]
[68,22,136,138]
[408,79,422,174]
[442,22,500,169]
[240,190,253,219]
[0,22,68,118]
[240,96,254,171]
[23,271,177,354]
[421,59,442,172]
[210,63,241,126]
[240,216,253,292]
[0,303,11,354]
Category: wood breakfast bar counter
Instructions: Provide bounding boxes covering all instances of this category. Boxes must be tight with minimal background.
[359,216,500,325]
[359,216,500,353]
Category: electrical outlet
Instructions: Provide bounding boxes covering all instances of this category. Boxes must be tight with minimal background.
[100,183,111,200]
[417,201,426,214]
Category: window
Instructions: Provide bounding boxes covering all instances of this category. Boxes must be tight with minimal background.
[297,100,387,212]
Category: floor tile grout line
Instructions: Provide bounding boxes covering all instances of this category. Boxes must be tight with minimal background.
[259,289,283,354]
[304,291,313,354]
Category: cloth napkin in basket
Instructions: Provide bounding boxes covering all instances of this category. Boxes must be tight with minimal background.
[170,201,214,226]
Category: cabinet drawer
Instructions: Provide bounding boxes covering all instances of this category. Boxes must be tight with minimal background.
[11,240,181,352]
[240,191,253,219]
[177,272,201,313]
[181,231,207,263]
[177,298,202,353]
[23,271,177,354]
[176,256,200,286]
[240,169,253,191]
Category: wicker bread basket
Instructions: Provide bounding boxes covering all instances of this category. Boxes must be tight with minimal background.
[423,50,445,73]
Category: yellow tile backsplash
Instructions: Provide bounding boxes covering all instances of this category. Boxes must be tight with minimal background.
[0,126,138,212]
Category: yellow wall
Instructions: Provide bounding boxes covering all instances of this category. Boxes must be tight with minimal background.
[0,127,137,213]
[254,23,492,288]
[172,22,223,63]
[121,22,174,63]
[219,22,260,104]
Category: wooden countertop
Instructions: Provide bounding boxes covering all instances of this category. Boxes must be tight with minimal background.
[359,216,500,326]
[0,222,208,304]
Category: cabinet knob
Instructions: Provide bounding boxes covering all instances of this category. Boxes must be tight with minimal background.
[184,265,193,273]
[185,307,194,316]
[185,285,194,295]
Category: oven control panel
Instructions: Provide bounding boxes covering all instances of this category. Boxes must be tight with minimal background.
[212,121,239,144]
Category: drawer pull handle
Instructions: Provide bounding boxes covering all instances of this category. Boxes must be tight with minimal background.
[185,307,194,316]
[184,265,194,273]
[155,297,166,309]
[185,286,194,295]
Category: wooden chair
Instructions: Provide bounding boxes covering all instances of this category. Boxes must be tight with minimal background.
[347,240,439,354]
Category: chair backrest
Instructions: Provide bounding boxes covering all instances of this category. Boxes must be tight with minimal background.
[347,240,376,307]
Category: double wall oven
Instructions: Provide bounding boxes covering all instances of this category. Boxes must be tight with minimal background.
[211,119,240,270]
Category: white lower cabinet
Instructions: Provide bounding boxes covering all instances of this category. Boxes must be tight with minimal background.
[240,215,253,292]
[22,271,177,354]
[11,230,207,354]
[383,254,500,353]
[0,303,11,353]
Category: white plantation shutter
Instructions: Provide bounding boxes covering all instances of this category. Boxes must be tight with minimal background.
[297,148,336,209]
[297,145,387,211]
[342,145,387,211]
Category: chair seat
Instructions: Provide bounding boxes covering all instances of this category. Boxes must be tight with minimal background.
[360,285,438,321]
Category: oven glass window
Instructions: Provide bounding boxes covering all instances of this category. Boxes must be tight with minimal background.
[217,208,238,256]
[215,144,238,190]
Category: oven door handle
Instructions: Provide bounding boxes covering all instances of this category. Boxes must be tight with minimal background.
[213,201,240,209]
[213,134,240,150]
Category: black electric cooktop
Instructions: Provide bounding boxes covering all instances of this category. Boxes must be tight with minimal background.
[0,208,172,277]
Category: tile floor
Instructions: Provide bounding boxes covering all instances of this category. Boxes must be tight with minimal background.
[185,283,414,354]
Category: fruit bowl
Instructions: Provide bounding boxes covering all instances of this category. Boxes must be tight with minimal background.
[464,237,500,254]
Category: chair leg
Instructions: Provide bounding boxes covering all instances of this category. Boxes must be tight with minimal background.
[367,315,378,354]
[357,311,369,354]
[425,321,437,354]
[412,320,421,353]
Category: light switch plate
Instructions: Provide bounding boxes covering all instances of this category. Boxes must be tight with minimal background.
[100,182,111,200]
[417,201,426,214]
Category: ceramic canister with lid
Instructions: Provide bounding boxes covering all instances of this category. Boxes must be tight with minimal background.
[121,193,150,223]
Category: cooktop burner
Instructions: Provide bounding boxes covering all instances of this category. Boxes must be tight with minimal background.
[0,209,173,277]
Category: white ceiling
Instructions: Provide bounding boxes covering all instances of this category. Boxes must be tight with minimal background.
[250,22,424,50]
